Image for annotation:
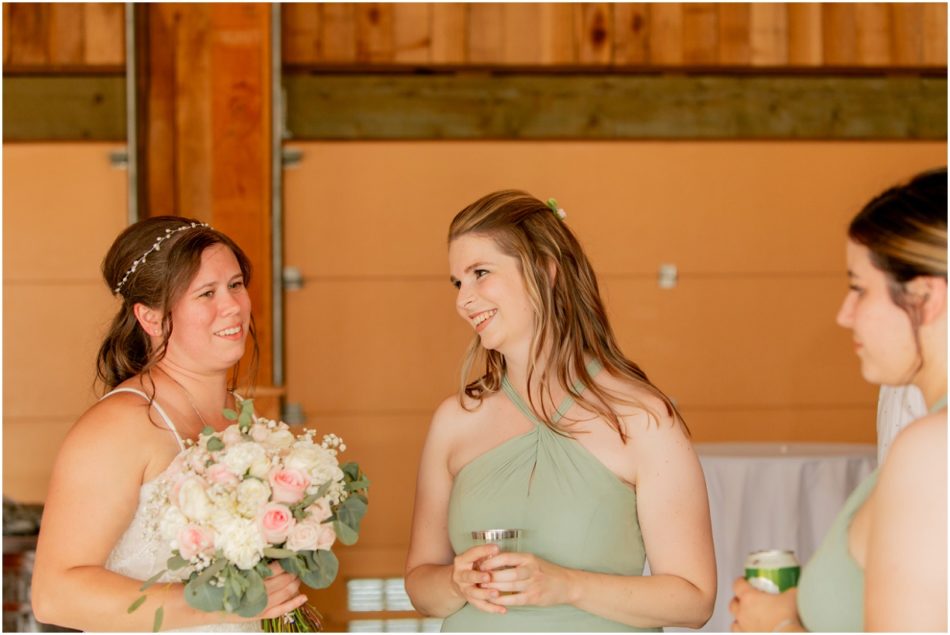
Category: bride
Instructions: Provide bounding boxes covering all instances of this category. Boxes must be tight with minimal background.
[31,217,307,631]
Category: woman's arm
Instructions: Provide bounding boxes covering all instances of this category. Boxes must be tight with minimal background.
[865,415,947,631]
[480,407,716,628]
[31,399,306,631]
[404,398,505,618]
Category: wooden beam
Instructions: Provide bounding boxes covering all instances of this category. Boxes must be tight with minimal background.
[284,73,947,140]
[2,74,125,140]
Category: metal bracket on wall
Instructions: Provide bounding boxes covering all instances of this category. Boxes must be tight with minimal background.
[282,147,303,168]
[282,266,305,291]
[281,402,306,425]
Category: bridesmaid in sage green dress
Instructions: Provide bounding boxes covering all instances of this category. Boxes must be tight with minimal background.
[405,191,717,631]
[729,168,947,632]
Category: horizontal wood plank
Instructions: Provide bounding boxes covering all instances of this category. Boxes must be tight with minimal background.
[3,75,126,140]
[284,73,947,140]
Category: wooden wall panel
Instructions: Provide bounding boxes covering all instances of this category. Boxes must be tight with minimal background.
[3,143,128,503]
[4,3,945,72]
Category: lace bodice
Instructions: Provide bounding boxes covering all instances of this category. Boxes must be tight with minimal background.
[101,388,258,632]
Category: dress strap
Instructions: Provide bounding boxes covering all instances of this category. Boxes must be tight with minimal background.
[100,388,186,451]
[501,359,603,427]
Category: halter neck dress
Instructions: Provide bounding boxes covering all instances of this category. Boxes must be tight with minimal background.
[443,365,658,632]
[101,387,258,633]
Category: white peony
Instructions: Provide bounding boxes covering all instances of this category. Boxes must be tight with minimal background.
[219,442,266,476]
[236,478,271,518]
[217,516,266,570]
[178,476,212,521]
[249,457,272,480]
[159,505,188,542]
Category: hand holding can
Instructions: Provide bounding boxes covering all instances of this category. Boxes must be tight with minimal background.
[745,549,800,594]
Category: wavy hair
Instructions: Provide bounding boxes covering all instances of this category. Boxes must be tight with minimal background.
[96,216,259,396]
[849,168,947,374]
[448,190,684,442]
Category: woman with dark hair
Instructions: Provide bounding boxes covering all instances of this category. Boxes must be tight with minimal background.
[730,168,948,632]
[31,217,307,631]
[405,192,716,631]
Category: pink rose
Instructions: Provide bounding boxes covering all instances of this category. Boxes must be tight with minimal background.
[259,503,295,544]
[315,523,336,551]
[206,463,239,486]
[268,467,310,504]
[284,521,320,552]
[305,497,333,523]
[177,524,215,560]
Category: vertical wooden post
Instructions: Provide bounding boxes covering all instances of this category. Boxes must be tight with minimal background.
[135,4,277,414]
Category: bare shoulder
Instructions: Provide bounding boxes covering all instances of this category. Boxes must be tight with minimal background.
[58,391,171,478]
[594,370,682,437]
[881,413,946,484]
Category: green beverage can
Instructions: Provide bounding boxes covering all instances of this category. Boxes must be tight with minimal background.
[745,549,800,594]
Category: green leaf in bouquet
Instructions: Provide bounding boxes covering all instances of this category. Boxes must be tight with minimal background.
[153,606,164,632]
[193,557,227,587]
[167,553,189,571]
[139,569,166,591]
[298,550,339,590]
[233,567,268,618]
[333,494,368,541]
[206,436,225,452]
[184,573,226,613]
[313,481,333,500]
[255,561,274,578]
[332,519,359,546]
[263,547,296,559]
[223,408,239,421]
[127,594,147,613]
[201,425,215,437]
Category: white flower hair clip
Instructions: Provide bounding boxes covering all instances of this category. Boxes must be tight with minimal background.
[546,198,567,221]
[114,222,211,295]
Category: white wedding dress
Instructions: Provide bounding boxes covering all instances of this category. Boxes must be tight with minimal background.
[102,388,259,632]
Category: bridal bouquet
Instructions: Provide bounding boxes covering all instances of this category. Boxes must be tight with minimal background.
[130,399,369,632]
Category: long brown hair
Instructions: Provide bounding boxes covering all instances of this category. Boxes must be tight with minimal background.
[448,190,684,442]
[849,168,947,373]
[97,216,259,394]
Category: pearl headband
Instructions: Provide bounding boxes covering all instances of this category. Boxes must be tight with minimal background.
[113,222,211,295]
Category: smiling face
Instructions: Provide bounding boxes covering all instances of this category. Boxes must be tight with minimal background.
[836,240,919,385]
[163,243,252,373]
[449,233,536,357]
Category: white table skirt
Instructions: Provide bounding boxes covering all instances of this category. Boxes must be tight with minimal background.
[666,442,877,633]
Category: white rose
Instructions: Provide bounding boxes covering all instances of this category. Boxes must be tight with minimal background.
[267,429,295,449]
[177,477,212,521]
[236,478,271,518]
[305,497,333,523]
[217,517,265,570]
[220,442,266,476]
[285,444,333,474]
[315,523,336,551]
[284,521,321,552]
[249,457,272,480]
[250,423,270,443]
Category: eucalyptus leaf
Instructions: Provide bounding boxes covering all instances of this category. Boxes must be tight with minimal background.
[345,477,371,492]
[139,569,166,591]
[153,606,164,633]
[314,480,332,499]
[202,425,215,436]
[193,558,227,587]
[255,561,273,578]
[341,462,361,481]
[335,494,368,535]
[127,595,147,613]
[332,519,359,546]
[222,408,239,420]
[184,575,225,613]
[263,547,296,559]
[234,568,268,618]
[206,436,225,452]
[167,553,189,570]
[298,550,338,589]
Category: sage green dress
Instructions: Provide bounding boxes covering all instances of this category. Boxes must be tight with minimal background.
[443,366,659,632]
[796,469,878,632]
